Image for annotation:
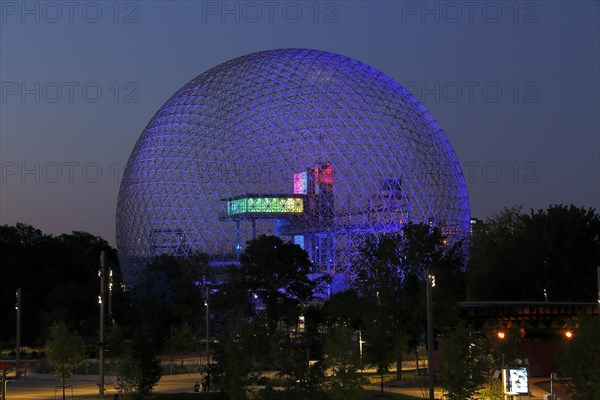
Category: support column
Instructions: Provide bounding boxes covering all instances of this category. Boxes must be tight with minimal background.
[236,220,241,258]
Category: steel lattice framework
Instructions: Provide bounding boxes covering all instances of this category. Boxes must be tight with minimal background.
[116,49,470,288]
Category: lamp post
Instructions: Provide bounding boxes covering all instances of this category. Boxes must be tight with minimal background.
[426,269,435,400]
[98,251,105,397]
[204,277,209,365]
[108,269,113,326]
[204,278,210,392]
[15,288,21,380]
[358,328,364,370]
[550,372,557,398]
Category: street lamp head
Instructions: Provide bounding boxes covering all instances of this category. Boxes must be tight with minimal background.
[429,274,436,287]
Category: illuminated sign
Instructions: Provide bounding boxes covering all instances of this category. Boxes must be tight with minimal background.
[503,367,528,395]
[227,197,303,215]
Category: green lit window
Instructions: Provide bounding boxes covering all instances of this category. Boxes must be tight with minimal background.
[227,197,303,215]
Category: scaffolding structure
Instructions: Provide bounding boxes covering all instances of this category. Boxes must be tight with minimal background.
[116,49,470,289]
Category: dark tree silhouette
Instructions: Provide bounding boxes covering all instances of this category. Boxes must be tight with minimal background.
[0,223,120,344]
[467,205,600,301]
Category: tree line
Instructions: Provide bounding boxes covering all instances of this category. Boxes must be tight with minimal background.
[0,223,119,345]
[1,204,599,399]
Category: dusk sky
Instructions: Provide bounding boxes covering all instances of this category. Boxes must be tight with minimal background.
[1,0,598,246]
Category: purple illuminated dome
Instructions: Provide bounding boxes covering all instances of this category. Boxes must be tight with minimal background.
[116,49,470,288]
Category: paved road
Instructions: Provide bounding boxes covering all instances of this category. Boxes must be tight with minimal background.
[3,374,203,399]
[3,374,570,400]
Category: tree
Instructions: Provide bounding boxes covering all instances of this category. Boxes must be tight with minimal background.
[322,325,365,400]
[210,330,253,400]
[209,264,256,399]
[45,321,85,400]
[522,205,600,301]
[0,223,120,344]
[440,324,485,400]
[169,323,196,354]
[557,314,600,400]
[479,377,504,400]
[322,290,372,370]
[110,328,162,399]
[397,222,467,330]
[354,223,466,381]
[210,236,329,398]
[110,255,204,398]
[240,235,326,333]
[467,205,600,301]
[128,253,207,350]
[354,231,411,382]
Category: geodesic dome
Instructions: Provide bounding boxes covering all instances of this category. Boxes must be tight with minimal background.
[116,48,470,288]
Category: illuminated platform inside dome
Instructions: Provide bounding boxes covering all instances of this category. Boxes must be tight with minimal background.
[225,195,305,217]
[220,164,337,267]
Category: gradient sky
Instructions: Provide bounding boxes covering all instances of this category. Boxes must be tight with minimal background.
[1,0,598,246]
